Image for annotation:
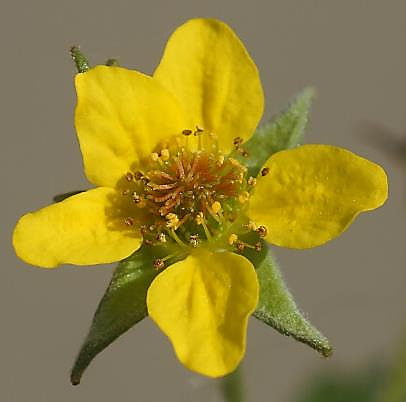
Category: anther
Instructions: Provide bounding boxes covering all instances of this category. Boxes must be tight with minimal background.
[134,171,143,180]
[126,172,134,181]
[122,189,130,196]
[241,150,249,157]
[189,234,200,247]
[261,167,270,176]
[151,152,159,162]
[211,201,222,214]
[246,221,257,231]
[255,242,262,252]
[153,258,165,270]
[235,240,246,252]
[160,149,170,161]
[182,129,192,136]
[124,217,134,226]
[194,126,204,135]
[238,191,250,204]
[228,233,238,246]
[157,232,167,243]
[256,225,268,237]
[165,213,179,229]
[216,154,225,167]
[195,212,204,225]
[132,192,141,203]
[233,137,243,148]
[248,177,257,187]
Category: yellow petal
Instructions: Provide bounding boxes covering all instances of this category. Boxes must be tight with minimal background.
[147,249,258,377]
[13,188,141,268]
[248,145,388,248]
[75,66,188,187]
[154,18,264,153]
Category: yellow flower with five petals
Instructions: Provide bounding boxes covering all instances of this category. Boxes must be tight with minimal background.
[13,18,388,378]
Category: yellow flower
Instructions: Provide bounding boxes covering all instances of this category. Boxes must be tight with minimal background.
[12,18,388,378]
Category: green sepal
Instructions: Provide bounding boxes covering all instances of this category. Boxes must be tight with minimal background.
[70,46,90,73]
[53,190,85,203]
[70,244,180,385]
[242,240,332,357]
[106,58,119,66]
[235,87,315,177]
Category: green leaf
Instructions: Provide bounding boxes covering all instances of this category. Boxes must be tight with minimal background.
[243,241,332,357]
[70,244,177,385]
[105,58,119,66]
[53,190,84,203]
[235,87,315,177]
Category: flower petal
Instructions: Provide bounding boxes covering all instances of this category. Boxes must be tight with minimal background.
[13,188,141,268]
[248,145,388,248]
[154,18,264,153]
[75,66,188,187]
[147,249,259,377]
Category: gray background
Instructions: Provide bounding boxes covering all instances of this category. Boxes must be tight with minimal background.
[1,1,405,401]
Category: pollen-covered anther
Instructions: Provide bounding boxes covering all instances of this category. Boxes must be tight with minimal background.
[182,129,192,136]
[126,172,134,182]
[246,221,257,231]
[261,167,270,176]
[151,152,159,162]
[216,154,225,167]
[160,149,170,161]
[124,217,134,226]
[132,192,141,203]
[193,125,204,135]
[238,191,250,204]
[248,176,257,187]
[165,213,179,229]
[235,240,246,252]
[157,232,167,243]
[233,136,243,148]
[256,225,268,237]
[228,233,238,246]
[195,212,204,225]
[211,201,222,214]
[255,242,262,252]
[189,234,200,247]
[153,258,165,270]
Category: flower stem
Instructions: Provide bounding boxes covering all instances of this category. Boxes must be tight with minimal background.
[220,365,245,402]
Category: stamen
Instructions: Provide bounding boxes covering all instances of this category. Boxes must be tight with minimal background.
[153,258,165,270]
[248,176,257,187]
[182,129,192,136]
[124,217,134,226]
[261,167,270,176]
[238,191,250,204]
[160,149,170,161]
[156,232,167,243]
[126,172,134,182]
[189,234,200,247]
[256,225,268,237]
[228,233,238,245]
[195,212,204,225]
[165,213,179,229]
[211,201,222,214]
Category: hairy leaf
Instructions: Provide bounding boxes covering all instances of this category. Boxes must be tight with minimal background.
[70,244,181,385]
[53,190,85,203]
[236,87,315,176]
[243,241,332,357]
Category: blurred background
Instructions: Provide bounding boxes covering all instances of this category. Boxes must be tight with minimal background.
[1,1,405,401]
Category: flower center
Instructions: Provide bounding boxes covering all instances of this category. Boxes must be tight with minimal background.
[117,128,266,263]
